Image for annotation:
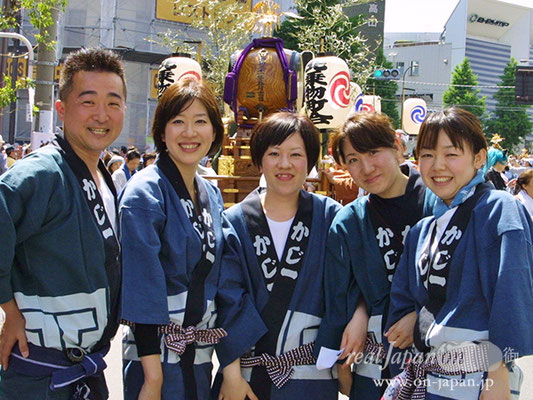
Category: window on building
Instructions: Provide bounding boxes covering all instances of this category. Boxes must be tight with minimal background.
[396,61,405,70]
[64,9,86,47]
[410,61,419,76]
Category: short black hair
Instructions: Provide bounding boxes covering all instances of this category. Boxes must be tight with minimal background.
[416,107,487,157]
[125,149,141,161]
[59,48,127,101]
[250,112,320,173]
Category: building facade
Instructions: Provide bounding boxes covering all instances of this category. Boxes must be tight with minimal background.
[385,0,533,143]
[1,0,261,148]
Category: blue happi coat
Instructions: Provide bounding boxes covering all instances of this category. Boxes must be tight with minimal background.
[214,189,341,400]
[0,145,120,398]
[119,164,263,400]
[316,178,435,399]
[388,188,533,399]
[0,146,118,352]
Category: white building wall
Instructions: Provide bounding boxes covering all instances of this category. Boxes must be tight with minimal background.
[388,44,452,111]
[497,8,531,61]
[445,0,468,71]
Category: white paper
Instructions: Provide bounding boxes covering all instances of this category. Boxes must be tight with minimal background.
[316,346,344,370]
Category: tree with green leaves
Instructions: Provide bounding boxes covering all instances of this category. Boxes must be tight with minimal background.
[442,58,486,118]
[275,0,352,51]
[484,58,532,150]
[0,0,67,110]
[274,0,377,85]
[151,0,255,97]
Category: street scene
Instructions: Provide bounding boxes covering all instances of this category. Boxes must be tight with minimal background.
[1,0,533,399]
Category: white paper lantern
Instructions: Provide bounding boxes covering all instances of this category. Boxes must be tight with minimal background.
[361,95,381,113]
[157,55,202,98]
[304,56,354,129]
[353,84,364,112]
[402,98,427,135]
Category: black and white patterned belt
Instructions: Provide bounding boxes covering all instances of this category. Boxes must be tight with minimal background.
[385,341,490,400]
[158,322,227,355]
[240,341,316,388]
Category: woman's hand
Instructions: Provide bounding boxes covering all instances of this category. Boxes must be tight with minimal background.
[384,311,416,349]
[340,300,368,364]
[337,362,353,396]
[218,358,258,400]
[480,362,510,400]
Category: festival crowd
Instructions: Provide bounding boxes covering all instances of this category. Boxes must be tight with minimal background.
[0,47,532,400]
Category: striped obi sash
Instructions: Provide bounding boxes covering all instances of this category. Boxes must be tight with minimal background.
[381,341,491,400]
[241,341,316,388]
[158,322,227,355]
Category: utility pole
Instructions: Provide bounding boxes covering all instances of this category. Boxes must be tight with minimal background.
[34,6,60,134]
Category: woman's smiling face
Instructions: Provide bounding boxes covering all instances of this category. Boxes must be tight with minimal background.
[418,129,486,205]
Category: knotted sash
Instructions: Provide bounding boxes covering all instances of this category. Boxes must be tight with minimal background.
[158,323,227,355]
[414,183,491,353]
[157,151,217,400]
[241,189,313,399]
[241,342,316,389]
[382,341,490,400]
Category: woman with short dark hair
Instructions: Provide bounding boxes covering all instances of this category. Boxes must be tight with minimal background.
[516,168,533,219]
[213,111,341,400]
[316,111,436,398]
[386,107,533,399]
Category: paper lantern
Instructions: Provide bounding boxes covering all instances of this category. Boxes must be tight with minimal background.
[402,98,427,135]
[361,95,381,113]
[304,56,354,129]
[157,54,202,98]
[353,84,364,112]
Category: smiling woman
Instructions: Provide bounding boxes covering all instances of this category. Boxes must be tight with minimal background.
[316,111,436,399]
[117,78,265,400]
[212,112,342,400]
[387,107,533,400]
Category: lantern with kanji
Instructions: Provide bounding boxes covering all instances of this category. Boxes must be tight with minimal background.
[157,53,202,98]
[304,55,354,129]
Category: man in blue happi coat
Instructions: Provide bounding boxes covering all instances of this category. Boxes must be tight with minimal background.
[0,48,126,399]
